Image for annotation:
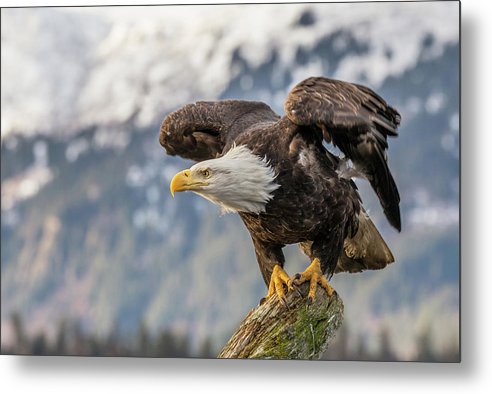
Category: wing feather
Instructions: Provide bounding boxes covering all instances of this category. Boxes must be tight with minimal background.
[285,77,401,231]
[160,100,279,162]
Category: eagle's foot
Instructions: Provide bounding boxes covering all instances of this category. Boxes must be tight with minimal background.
[293,258,335,304]
[262,264,294,307]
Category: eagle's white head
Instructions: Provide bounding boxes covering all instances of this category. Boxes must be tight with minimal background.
[170,145,280,214]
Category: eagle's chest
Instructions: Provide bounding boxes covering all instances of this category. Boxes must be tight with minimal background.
[236,129,358,244]
[240,167,346,244]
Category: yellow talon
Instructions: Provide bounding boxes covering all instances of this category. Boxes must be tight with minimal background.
[265,264,293,305]
[293,258,335,302]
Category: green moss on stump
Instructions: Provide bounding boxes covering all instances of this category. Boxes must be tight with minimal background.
[218,283,344,360]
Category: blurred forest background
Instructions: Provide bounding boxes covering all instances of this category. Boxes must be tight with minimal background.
[1,2,459,361]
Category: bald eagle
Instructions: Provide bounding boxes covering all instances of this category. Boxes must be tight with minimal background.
[160,77,400,304]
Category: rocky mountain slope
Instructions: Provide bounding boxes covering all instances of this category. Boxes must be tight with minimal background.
[1,2,459,359]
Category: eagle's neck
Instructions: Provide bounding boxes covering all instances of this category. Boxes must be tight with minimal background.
[193,145,280,214]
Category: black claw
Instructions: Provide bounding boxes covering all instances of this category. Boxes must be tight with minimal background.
[307,296,313,306]
[294,273,301,280]
[259,297,267,305]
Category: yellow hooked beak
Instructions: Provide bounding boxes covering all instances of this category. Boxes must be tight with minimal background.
[169,169,208,197]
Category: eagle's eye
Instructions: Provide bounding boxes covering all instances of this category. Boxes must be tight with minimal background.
[201,169,211,178]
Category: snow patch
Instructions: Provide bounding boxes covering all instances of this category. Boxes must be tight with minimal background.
[1,166,54,211]
[2,2,459,139]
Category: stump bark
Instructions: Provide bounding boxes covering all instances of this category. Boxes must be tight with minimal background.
[218,283,344,359]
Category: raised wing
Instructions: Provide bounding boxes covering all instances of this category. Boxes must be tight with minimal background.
[285,77,401,231]
[160,100,279,162]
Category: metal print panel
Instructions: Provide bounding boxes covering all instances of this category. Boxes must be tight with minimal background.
[1,1,460,361]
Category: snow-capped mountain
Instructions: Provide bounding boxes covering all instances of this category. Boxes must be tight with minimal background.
[2,3,458,137]
[1,2,460,360]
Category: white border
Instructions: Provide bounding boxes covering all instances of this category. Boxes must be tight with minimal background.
[1,0,491,393]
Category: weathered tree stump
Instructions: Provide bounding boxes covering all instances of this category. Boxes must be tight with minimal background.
[218,283,344,359]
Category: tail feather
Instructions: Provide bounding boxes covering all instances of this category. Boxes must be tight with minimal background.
[335,209,394,274]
